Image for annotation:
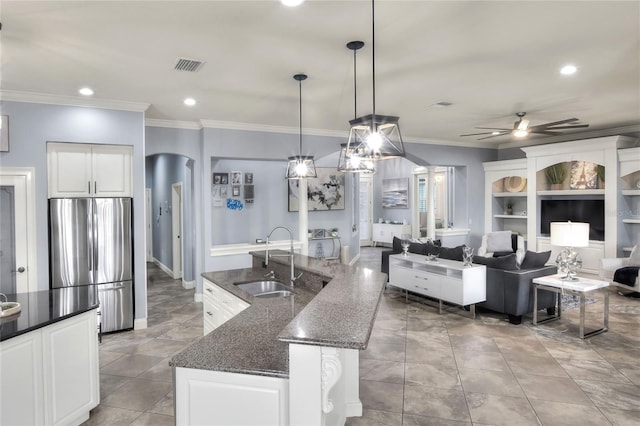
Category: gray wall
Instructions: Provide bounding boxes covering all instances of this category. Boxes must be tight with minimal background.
[0,100,148,321]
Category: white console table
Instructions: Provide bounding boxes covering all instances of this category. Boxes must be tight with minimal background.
[372,223,411,246]
[388,253,486,317]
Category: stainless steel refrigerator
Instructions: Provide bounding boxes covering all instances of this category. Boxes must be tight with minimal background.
[49,198,134,333]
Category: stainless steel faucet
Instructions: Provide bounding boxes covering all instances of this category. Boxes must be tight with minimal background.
[265,226,301,287]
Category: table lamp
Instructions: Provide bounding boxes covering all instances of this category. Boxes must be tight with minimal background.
[550,221,589,280]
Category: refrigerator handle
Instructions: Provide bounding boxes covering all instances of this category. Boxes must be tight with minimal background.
[88,181,91,194]
[94,181,97,194]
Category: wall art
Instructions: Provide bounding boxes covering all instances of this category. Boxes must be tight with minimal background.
[244,184,254,204]
[213,172,228,185]
[231,171,242,185]
[232,185,241,197]
[244,172,254,184]
[570,161,597,189]
[382,178,409,208]
[288,168,345,212]
[0,116,8,152]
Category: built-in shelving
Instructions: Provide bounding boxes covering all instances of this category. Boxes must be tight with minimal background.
[622,219,640,224]
[494,215,528,219]
[537,189,605,196]
[623,247,634,253]
[621,189,640,196]
[492,192,527,198]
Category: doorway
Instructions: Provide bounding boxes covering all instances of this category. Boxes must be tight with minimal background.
[145,188,153,262]
[0,167,37,293]
[171,182,183,280]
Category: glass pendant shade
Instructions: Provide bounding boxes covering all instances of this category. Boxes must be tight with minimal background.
[286,155,317,179]
[337,143,374,173]
[286,73,317,180]
[346,114,405,160]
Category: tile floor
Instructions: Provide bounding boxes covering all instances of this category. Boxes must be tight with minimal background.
[85,247,640,425]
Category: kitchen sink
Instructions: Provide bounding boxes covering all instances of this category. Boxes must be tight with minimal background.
[234,280,295,298]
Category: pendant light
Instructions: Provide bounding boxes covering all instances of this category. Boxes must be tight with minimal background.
[345,0,405,160]
[286,73,317,179]
[338,41,375,173]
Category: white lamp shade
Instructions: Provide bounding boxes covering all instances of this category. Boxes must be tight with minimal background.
[550,222,590,247]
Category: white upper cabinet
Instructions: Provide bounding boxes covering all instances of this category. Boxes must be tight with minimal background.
[48,142,132,198]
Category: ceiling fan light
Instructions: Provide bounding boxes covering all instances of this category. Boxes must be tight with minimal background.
[560,64,577,75]
[513,129,529,138]
[281,0,305,6]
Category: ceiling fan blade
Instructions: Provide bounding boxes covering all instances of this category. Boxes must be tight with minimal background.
[516,119,530,131]
[460,132,494,136]
[543,124,590,130]
[528,118,579,130]
[474,127,512,131]
[530,130,562,136]
[477,134,504,140]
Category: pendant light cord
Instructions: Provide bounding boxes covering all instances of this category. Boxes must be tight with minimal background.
[353,47,357,119]
[371,0,376,123]
[299,78,302,155]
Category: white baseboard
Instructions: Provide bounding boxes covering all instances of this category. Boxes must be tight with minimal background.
[194,293,203,303]
[134,318,148,330]
[349,253,361,266]
[153,257,173,277]
[182,279,195,290]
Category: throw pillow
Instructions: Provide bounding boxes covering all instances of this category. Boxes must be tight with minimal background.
[486,231,513,253]
[493,251,514,258]
[425,243,440,256]
[629,245,640,266]
[520,250,551,269]
[473,253,518,270]
[408,242,428,255]
[392,236,403,253]
[439,245,465,261]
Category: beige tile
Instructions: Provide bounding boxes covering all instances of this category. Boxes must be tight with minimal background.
[449,334,500,353]
[148,392,174,416]
[360,380,404,413]
[129,412,174,426]
[557,358,632,384]
[453,350,509,372]
[576,379,640,411]
[360,360,405,384]
[101,353,165,378]
[402,413,471,425]
[133,338,191,357]
[99,350,125,367]
[518,374,592,405]
[458,368,523,397]
[138,357,173,382]
[100,373,130,398]
[404,362,461,390]
[81,405,142,426]
[361,341,406,362]
[345,408,403,426]
[529,399,611,426]
[405,340,455,365]
[101,378,172,411]
[599,406,640,426]
[403,385,470,422]
[507,354,569,378]
[465,392,539,426]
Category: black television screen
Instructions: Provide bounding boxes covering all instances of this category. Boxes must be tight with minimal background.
[540,199,604,241]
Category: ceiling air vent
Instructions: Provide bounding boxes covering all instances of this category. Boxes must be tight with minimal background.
[174,58,205,72]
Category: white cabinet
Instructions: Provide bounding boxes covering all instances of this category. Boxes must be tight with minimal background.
[203,279,249,335]
[48,142,133,198]
[372,223,411,246]
[175,367,289,426]
[618,148,640,254]
[0,309,99,426]
[388,253,486,308]
[483,159,528,239]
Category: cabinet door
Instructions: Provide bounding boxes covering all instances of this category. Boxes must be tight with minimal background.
[48,143,93,197]
[0,331,45,426]
[42,310,99,426]
[92,145,133,197]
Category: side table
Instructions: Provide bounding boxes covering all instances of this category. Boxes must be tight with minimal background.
[532,274,609,339]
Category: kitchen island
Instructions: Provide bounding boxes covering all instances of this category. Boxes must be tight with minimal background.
[0,286,100,426]
[170,250,387,425]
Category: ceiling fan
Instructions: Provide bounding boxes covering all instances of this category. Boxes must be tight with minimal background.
[461,112,589,140]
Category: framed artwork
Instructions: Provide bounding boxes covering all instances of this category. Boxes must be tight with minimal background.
[288,168,345,212]
[244,172,254,184]
[231,171,242,185]
[382,178,409,208]
[570,161,597,189]
[220,186,228,197]
[213,172,228,185]
[0,116,8,152]
[244,184,254,200]
[232,185,241,197]
[312,229,325,238]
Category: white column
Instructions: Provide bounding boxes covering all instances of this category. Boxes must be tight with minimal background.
[427,166,437,240]
[298,178,309,256]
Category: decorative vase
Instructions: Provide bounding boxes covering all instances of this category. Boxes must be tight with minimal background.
[550,183,563,191]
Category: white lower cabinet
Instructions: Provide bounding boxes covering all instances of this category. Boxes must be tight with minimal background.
[0,309,99,426]
[175,367,289,426]
[203,279,249,335]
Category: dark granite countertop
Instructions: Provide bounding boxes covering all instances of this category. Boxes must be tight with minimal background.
[0,286,100,342]
[170,251,387,378]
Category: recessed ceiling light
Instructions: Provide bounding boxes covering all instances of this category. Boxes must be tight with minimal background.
[560,64,577,75]
[430,101,453,108]
[78,87,94,96]
[281,0,305,7]
[184,98,196,106]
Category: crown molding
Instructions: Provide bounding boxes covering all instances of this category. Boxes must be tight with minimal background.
[497,124,640,150]
[0,89,150,112]
[199,119,347,138]
[403,135,499,149]
[145,118,202,130]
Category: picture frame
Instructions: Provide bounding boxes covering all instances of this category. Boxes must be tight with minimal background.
[570,161,598,189]
[244,184,254,200]
[213,172,228,185]
[382,178,409,208]
[244,172,254,185]
[288,168,345,212]
[220,186,228,197]
[231,171,242,185]
[312,229,325,238]
[232,185,241,197]
[0,116,8,152]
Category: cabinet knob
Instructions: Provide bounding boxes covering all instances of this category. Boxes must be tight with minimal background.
[206,311,213,316]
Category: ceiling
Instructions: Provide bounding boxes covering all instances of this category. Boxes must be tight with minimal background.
[2,1,639,148]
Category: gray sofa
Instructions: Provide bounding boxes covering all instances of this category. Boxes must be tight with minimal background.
[382,237,557,324]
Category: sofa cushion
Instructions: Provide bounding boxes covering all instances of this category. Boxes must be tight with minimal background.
[408,242,428,255]
[493,250,514,258]
[474,253,518,270]
[438,245,465,261]
[486,231,513,252]
[520,250,551,269]
[425,243,441,256]
[629,245,640,266]
[392,236,403,253]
